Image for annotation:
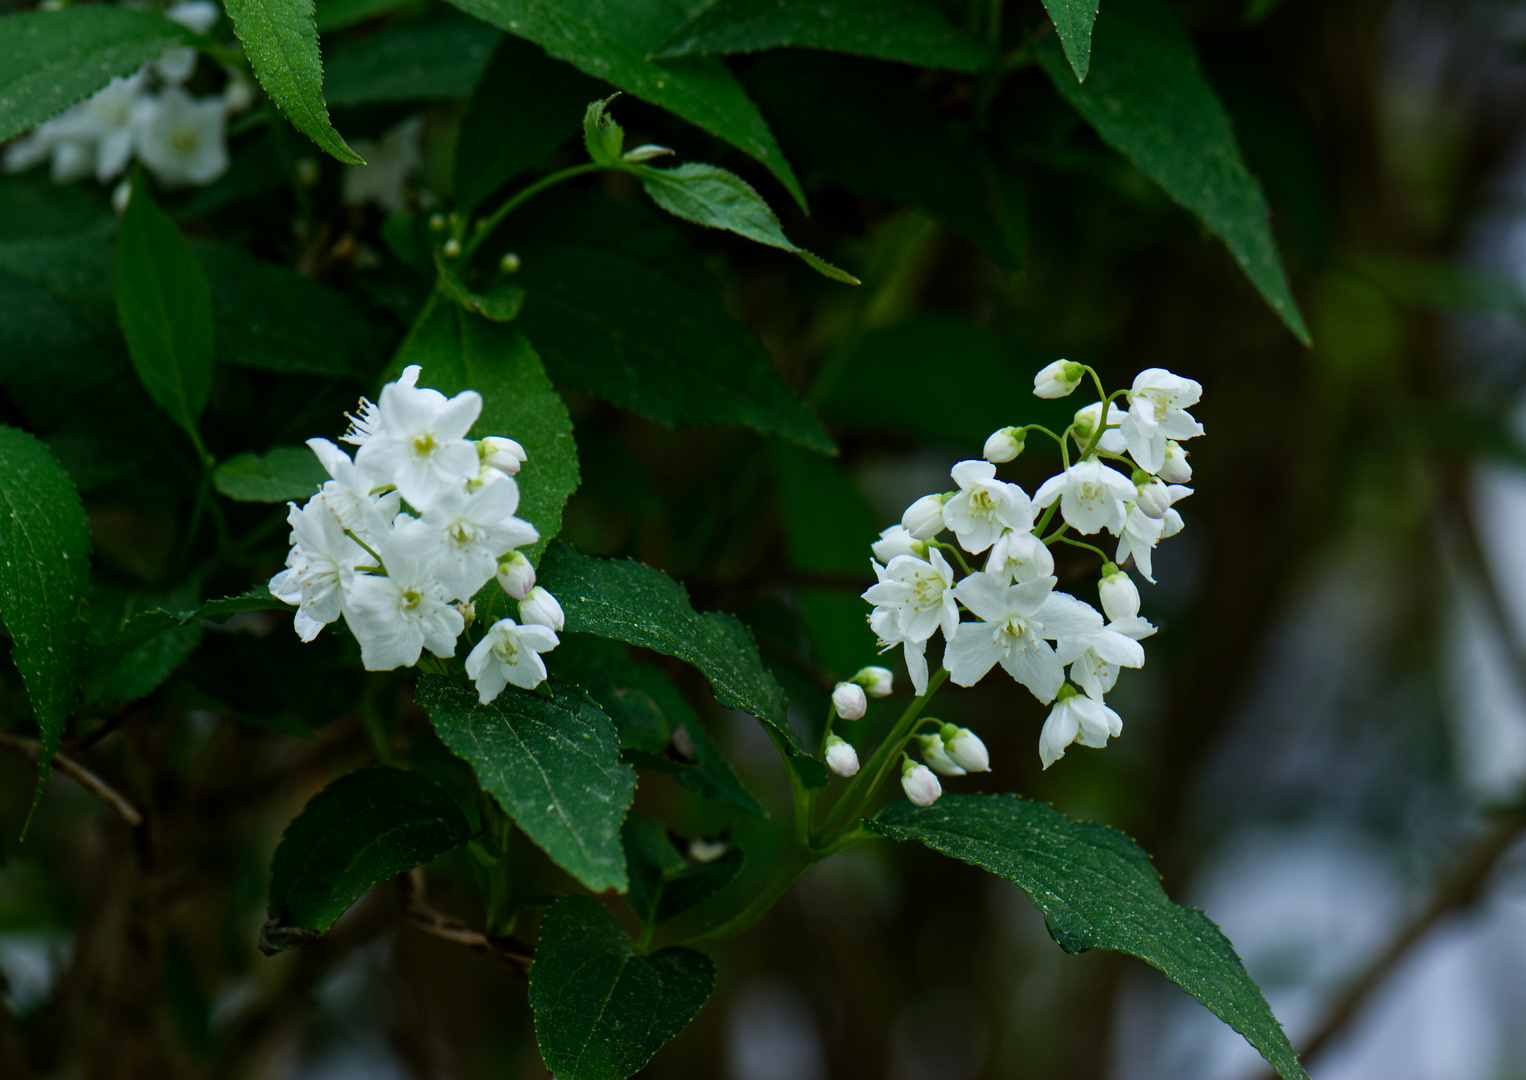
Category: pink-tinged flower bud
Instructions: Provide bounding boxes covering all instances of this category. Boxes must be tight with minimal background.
[852,665,893,698]
[1033,359,1086,399]
[1135,478,1172,520]
[518,586,564,631]
[1158,440,1192,484]
[1097,563,1140,622]
[901,759,942,807]
[496,551,535,600]
[480,436,526,476]
[831,681,867,720]
[901,493,949,539]
[825,735,859,777]
[940,724,990,773]
[982,426,1025,464]
[916,733,966,776]
[871,525,926,563]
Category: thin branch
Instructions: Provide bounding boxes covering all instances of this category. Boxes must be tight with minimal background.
[0,734,143,827]
[397,870,532,975]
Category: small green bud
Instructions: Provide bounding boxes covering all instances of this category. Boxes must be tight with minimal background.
[428,212,447,232]
[442,238,461,258]
[500,252,521,273]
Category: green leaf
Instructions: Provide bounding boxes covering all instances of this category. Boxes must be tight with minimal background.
[1037,0,1308,343]
[417,676,634,894]
[390,301,578,564]
[223,0,363,164]
[315,0,423,34]
[655,0,991,72]
[264,766,472,945]
[114,182,215,453]
[99,587,289,669]
[582,94,626,168]
[870,794,1309,1080]
[0,427,91,796]
[530,895,715,1080]
[454,35,604,214]
[623,814,744,925]
[82,581,203,708]
[1041,0,1101,82]
[323,8,499,106]
[213,446,328,503]
[440,0,803,207]
[0,7,186,142]
[435,251,527,322]
[508,189,833,453]
[634,162,858,283]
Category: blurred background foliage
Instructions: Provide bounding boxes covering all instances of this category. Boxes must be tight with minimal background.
[7,0,1526,1076]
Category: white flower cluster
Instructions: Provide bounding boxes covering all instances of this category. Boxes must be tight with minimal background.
[3,2,249,189]
[864,363,1204,781]
[271,365,564,705]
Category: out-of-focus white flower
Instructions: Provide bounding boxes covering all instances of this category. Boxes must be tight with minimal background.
[342,115,423,214]
[942,460,1034,554]
[983,426,1025,463]
[1158,440,1192,484]
[519,586,564,631]
[1071,400,1127,455]
[825,735,859,777]
[1033,359,1085,399]
[222,67,257,113]
[496,551,536,600]
[6,74,146,183]
[901,759,943,806]
[871,524,925,564]
[852,665,893,698]
[944,572,1103,702]
[916,731,966,776]
[831,681,867,720]
[1120,368,1204,474]
[166,0,221,34]
[1040,685,1122,769]
[1033,459,1135,536]
[132,86,229,186]
[354,369,482,510]
[1097,564,1140,622]
[465,617,558,703]
[901,492,950,540]
[940,724,990,773]
[343,550,464,671]
[480,436,526,476]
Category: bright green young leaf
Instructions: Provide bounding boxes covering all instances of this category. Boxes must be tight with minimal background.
[0,7,186,142]
[213,446,328,503]
[1042,0,1101,82]
[1037,0,1308,343]
[223,0,364,164]
[440,0,803,207]
[323,8,499,106]
[264,766,473,944]
[113,182,214,455]
[623,814,744,925]
[530,895,715,1080]
[418,676,634,894]
[508,189,834,453]
[582,95,626,168]
[634,162,859,284]
[871,794,1310,1080]
[655,0,991,72]
[0,427,91,794]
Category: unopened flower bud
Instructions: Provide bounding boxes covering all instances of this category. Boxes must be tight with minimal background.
[688,836,728,863]
[623,143,674,162]
[901,493,949,540]
[983,426,1026,464]
[480,436,526,476]
[112,178,132,215]
[496,551,535,600]
[519,586,564,631]
[1158,441,1192,484]
[1033,359,1086,399]
[916,732,966,776]
[500,252,521,273]
[831,681,867,720]
[442,238,462,259]
[852,665,893,698]
[428,213,447,232]
[871,525,926,563]
[901,758,942,807]
[825,735,859,777]
[1097,563,1140,622]
[1135,478,1171,519]
[940,723,990,773]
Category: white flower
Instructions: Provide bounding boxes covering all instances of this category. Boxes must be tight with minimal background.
[825,735,859,777]
[944,573,1103,702]
[983,426,1025,463]
[941,724,991,773]
[831,681,867,720]
[1040,687,1122,769]
[496,551,536,600]
[354,370,483,510]
[132,86,229,186]
[269,498,363,642]
[942,460,1034,554]
[852,665,893,698]
[306,437,400,533]
[1115,497,1187,583]
[901,493,949,540]
[901,759,942,806]
[1033,460,1135,536]
[1158,440,1192,484]
[342,368,420,447]
[863,549,960,647]
[1134,477,1173,520]
[342,115,423,214]
[871,525,925,564]
[166,0,221,34]
[1120,368,1204,474]
[222,67,257,113]
[7,75,146,183]
[391,480,537,598]
[1033,359,1085,399]
[480,436,526,476]
[869,606,934,697]
[1065,615,1155,701]
[986,527,1053,585]
[465,618,559,703]
[1071,401,1126,455]
[343,552,464,671]
[916,732,966,776]
[519,586,564,631]
[1097,564,1140,622]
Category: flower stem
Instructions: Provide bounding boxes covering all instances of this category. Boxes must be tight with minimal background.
[463,162,604,259]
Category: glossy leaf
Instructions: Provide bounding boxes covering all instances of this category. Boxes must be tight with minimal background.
[418,676,634,894]
[0,7,186,142]
[213,446,328,503]
[530,895,715,1080]
[223,0,363,164]
[624,814,744,925]
[1042,0,1101,82]
[1037,0,1308,343]
[100,587,289,668]
[440,0,803,206]
[323,8,499,106]
[82,581,203,708]
[871,794,1309,1080]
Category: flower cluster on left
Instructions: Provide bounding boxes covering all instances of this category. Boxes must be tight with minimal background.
[271,365,564,705]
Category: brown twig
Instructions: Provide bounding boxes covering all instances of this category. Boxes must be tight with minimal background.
[397,870,532,975]
[0,734,143,827]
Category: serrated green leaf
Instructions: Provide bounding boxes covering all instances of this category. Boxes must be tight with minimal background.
[634,162,858,283]
[623,814,743,925]
[418,676,634,894]
[440,0,803,207]
[507,188,833,453]
[213,446,328,503]
[582,94,626,168]
[1037,0,1307,343]
[870,794,1309,1080]
[100,586,289,668]
[264,766,472,941]
[0,7,186,142]
[1041,0,1101,82]
[82,580,203,708]
[0,427,91,799]
[323,8,499,106]
[654,0,990,72]
[114,182,215,453]
[530,895,715,1080]
[224,0,363,164]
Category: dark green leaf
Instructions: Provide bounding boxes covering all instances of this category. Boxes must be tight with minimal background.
[1037,0,1307,343]
[870,794,1309,1080]
[0,427,91,795]
[418,676,634,894]
[265,766,472,940]
[315,0,423,33]
[655,0,990,72]
[623,814,743,925]
[440,0,803,206]
[114,182,215,451]
[634,162,858,283]
[213,446,328,503]
[82,581,203,708]
[323,8,499,106]
[224,0,364,164]
[0,7,186,142]
[509,188,833,453]
[530,895,715,1080]
[101,587,289,668]
[436,251,527,322]
[1042,0,1101,82]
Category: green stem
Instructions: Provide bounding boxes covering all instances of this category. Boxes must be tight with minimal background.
[929,541,973,576]
[1052,534,1109,561]
[463,162,603,259]
[679,846,817,949]
[345,529,387,571]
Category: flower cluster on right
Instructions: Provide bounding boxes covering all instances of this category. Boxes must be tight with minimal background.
[863,362,1204,803]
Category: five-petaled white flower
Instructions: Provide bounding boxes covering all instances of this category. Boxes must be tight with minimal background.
[1033,460,1135,536]
[132,86,229,187]
[269,499,364,643]
[945,573,1104,702]
[941,460,1034,554]
[1120,368,1204,475]
[343,549,465,671]
[1063,616,1156,701]
[355,365,483,510]
[1040,687,1123,769]
[392,480,537,597]
[465,617,560,703]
